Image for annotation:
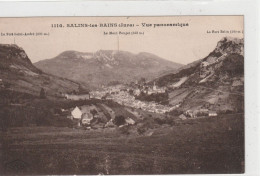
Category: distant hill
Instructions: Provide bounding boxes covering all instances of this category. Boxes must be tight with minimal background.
[153,37,244,113]
[34,50,182,88]
[0,44,85,97]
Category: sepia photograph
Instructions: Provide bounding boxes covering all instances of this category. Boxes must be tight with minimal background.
[0,16,245,175]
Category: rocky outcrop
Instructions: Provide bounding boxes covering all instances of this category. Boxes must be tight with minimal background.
[153,37,244,113]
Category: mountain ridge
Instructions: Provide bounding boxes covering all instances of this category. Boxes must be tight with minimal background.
[34,50,183,88]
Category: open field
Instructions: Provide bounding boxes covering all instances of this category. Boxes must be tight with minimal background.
[0,114,244,175]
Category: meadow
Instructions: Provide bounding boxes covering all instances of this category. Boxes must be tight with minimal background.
[0,114,244,175]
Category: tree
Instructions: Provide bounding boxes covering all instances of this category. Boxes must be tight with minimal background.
[129,89,134,95]
[139,77,146,85]
[90,109,98,118]
[144,86,149,94]
[78,85,89,94]
[113,115,126,126]
[39,88,46,99]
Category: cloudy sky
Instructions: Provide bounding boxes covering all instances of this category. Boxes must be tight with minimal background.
[0,16,243,64]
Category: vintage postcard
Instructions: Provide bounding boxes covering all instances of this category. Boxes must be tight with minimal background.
[0,16,244,175]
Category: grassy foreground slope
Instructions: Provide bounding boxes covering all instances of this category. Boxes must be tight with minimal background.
[1,114,244,175]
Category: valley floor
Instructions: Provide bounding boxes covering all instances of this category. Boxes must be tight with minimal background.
[0,114,244,175]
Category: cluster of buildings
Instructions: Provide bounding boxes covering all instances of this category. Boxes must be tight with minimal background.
[90,84,177,114]
[179,109,218,120]
[64,93,90,101]
[56,79,220,121]
[61,81,219,120]
[66,105,135,129]
[133,82,166,96]
[66,106,101,128]
[62,87,91,100]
